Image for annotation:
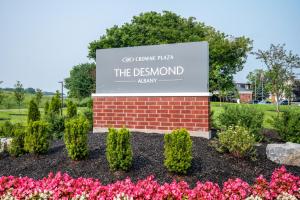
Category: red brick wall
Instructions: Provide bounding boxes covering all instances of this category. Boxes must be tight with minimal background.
[239,93,252,103]
[93,96,210,134]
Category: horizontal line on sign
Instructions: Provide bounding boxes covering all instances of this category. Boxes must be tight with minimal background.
[92,92,211,97]
[114,80,136,83]
[158,79,183,82]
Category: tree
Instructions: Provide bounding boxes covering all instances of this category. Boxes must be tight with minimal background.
[27,99,40,123]
[64,63,96,99]
[0,81,4,105]
[35,88,43,107]
[14,81,25,111]
[25,87,36,94]
[254,44,300,111]
[88,11,252,93]
[247,69,268,101]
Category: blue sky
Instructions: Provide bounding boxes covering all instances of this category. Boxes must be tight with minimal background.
[0,0,300,92]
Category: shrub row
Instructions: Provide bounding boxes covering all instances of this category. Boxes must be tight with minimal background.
[0,166,298,199]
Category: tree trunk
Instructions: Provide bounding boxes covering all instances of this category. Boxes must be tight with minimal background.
[276,94,280,112]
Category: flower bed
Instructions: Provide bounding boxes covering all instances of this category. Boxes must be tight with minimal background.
[0,166,299,200]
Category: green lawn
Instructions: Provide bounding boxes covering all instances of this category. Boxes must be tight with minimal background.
[0,107,87,126]
[211,102,300,129]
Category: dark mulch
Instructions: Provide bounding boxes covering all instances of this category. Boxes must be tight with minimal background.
[0,132,299,187]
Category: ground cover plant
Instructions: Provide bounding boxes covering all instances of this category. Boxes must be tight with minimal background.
[0,166,299,199]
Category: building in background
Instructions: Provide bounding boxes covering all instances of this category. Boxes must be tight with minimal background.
[235,83,253,103]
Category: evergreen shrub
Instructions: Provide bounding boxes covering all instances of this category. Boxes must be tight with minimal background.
[106,127,132,171]
[164,128,192,174]
[8,123,26,157]
[64,116,89,160]
[24,121,50,154]
[66,100,77,118]
[0,121,14,137]
[44,113,65,140]
[272,109,300,143]
[44,101,49,115]
[27,99,40,123]
[218,105,264,141]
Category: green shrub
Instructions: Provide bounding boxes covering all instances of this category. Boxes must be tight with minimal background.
[44,101,49,115]
[49,91,61,114]
[44,113,65,139]
[64,116,89,160]
[164,128,192,174]
[218,105,264,141]
[0,121,14,137]
[216,125,256,159]
[83,109,93,130]
[66,100,77,118]
[106,127,132,171]
[272,109,300,143]
[27,99,40,123]
[24,121,50,154]
[8,123,26,157]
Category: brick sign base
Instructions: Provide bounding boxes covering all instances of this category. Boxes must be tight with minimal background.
[93,96,211,138]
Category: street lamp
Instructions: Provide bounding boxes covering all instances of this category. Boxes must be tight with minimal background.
[58,81,63,116]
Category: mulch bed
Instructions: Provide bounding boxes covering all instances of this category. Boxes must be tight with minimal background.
[0,132,299,187]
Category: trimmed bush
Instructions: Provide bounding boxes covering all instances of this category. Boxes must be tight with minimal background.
[164,128,192,174]
[218,105,264,141]
[24,121,50,154]
[272,109,300,143]
[66,100,77,118]
[106,127,132,171]
[216,125,256,159]
[8,123,25,157]
[64,116,89,160]
[27,99,40,123]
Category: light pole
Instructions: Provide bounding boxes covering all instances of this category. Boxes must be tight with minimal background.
[58,81,63,116]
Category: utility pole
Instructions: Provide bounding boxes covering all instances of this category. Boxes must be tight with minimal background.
[58,81,63,116]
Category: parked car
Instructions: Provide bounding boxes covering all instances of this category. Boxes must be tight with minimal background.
[279,99,289,105]
[258,100,272,104]
[248,100,259,104]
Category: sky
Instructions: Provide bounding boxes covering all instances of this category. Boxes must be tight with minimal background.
[0,0,300,92]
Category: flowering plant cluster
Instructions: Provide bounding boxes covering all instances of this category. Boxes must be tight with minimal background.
[0,166,299,200]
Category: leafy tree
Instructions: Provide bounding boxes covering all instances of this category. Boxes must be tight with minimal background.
[0,81,4,105]
[27,99,40,123]
[88,11,252,93]
[247,69,268,101]
[254,44,300,111]
[14,81,25,111]
[35,88,43,107]
[64,63,96,99]
[49,90,61,115]
[25,87,36,94]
